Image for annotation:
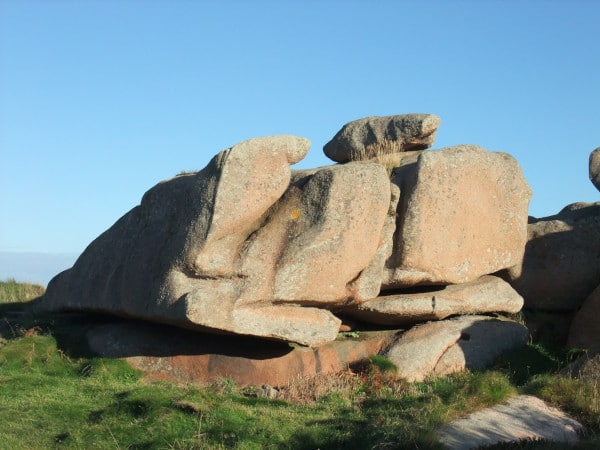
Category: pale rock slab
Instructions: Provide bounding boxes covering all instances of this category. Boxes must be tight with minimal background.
[323,114,441,163]
[342,275,523,325]
[503,202,600,311]
[590,147,600,191]
[437,395,582,450]
[384,316,528,382]
[383,145,532,287]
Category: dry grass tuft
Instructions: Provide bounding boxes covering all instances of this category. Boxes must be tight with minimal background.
[278,371,361,404]
[353,141,404,175]
[278,358,411,404]
[0,278,45,303]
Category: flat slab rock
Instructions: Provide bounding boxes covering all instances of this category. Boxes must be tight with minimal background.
[85,321,395,387]
[343,275,523,325]
[437,395,582,449]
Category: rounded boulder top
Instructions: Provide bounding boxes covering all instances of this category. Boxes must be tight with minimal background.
[323,113,441,163]
[589,146,600,192]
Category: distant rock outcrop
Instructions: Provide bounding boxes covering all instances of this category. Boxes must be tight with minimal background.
[590,147,600,191]
[503,202,600,311]
[41,113,539,384]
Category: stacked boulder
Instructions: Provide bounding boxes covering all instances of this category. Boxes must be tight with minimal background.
[42,114,533,383]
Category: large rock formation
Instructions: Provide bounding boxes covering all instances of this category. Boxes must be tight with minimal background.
[42,114,534,385]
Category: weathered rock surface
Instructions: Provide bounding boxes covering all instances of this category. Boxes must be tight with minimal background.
[384,316,528,382]
[437,395,582,450]
[383,145,532,287]
[503,202,600,311]
[42,136,393,347]
[194,135,310,277]
[342,276,523,325]
[259,162,390,303]
[86,321,394,387]
[590,147,600,191]
[323,114,441,163]
[568,284,600,353]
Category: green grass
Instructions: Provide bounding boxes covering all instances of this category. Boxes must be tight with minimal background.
[2,281,600,448]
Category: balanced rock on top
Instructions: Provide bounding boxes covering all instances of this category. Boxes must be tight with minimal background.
[323,114,441,163]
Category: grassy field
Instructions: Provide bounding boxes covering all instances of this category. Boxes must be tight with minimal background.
[1,279,600,449]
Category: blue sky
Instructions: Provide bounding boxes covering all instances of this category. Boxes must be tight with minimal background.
[1,0,599,263]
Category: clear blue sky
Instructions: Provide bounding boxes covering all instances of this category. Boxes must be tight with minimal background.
[1,0,599,256]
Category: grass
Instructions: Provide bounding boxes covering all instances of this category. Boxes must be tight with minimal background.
[0,278,45,303]
[2,280,600,448]
[354,141,406,175]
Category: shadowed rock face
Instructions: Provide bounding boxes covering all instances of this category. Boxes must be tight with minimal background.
[568,284,600,353]
[503,202,600,311]
[85,321,394,387]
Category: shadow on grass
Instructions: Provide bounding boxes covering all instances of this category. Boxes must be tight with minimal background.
[284,396,446,450]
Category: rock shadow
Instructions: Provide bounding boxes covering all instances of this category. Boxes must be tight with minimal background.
[84,319,294,360]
